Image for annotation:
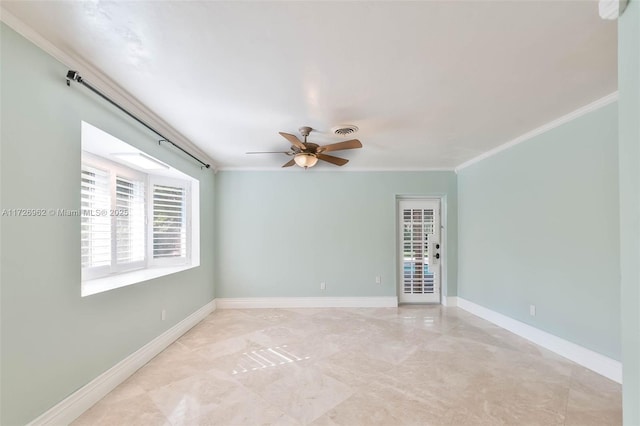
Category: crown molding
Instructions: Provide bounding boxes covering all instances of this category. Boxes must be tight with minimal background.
[217,166,456,172]
[1,7,617,176]
[0,7,218,171]
[455,91,619,173]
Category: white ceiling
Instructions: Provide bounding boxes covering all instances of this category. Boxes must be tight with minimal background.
[2,1,617,170]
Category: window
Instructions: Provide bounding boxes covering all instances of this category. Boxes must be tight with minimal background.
[152,182,187,262]
[81,121,199,296]
[81,166,111,270]
[115,176,145,266]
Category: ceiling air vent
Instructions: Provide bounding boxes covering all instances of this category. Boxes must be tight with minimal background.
[331,124,359,137]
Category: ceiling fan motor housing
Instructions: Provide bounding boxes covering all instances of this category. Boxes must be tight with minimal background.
[249,127,361,168]
[299,126,312,138]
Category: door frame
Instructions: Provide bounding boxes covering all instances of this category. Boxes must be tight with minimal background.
[395,195,448,305]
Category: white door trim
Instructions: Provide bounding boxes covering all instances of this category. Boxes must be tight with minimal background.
[396,196,444,304]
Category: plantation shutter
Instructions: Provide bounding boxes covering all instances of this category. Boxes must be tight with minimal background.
[115,176,146,265]
[402,208,435,295]
[153,184,187,259]
[81,166,111,268]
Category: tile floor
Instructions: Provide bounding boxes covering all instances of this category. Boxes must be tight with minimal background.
[73,305,622,425]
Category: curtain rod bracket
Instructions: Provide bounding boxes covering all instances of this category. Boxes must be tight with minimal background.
[66,70,211,170]
[66,70,82,85]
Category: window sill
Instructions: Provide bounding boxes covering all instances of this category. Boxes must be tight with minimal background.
[82,264,197,297]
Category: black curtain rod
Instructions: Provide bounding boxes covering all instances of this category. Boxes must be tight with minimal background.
[66,70,211,169]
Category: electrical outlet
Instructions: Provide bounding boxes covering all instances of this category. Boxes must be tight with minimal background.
[529,304,536,317]
[161,309,167,321]
[375,276,381,284]
[320,282,326,290]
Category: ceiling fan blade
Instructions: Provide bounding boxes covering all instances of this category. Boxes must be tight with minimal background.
[279,132,306,150]
[317,153,349,166]
[317,139,362,153]
[246,151,292,154]
[282,159,296,168]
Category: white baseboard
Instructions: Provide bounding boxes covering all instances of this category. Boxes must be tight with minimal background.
[456,297,622,383]
[441,296,458,307]
[215,297,398,309]
[28,300,217,426]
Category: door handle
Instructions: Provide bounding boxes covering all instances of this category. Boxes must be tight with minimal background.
[430,241,441,265]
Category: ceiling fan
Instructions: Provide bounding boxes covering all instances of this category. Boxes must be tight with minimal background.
[247,126,362,169]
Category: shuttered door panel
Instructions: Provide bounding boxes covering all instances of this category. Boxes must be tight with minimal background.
[115,176,146,265]
[81,166,111,268]
[153,184,186,259]
[402,207,435,295]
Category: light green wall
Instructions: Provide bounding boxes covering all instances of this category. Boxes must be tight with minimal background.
[215,171,457,298]
[0,24,215,425]
[458,103,620,360]
[618,1,640,423]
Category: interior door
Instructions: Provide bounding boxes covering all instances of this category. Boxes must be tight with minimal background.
[398,199,441,304]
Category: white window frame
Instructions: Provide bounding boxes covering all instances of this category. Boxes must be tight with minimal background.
[82,153,148,280]
[80,121,200,297]
[81,162,112,280]
[112,171,147,273]
[81,152,196,293]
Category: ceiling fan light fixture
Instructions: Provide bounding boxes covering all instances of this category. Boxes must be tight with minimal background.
[250,127,360,168]
[294,153,318,168]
